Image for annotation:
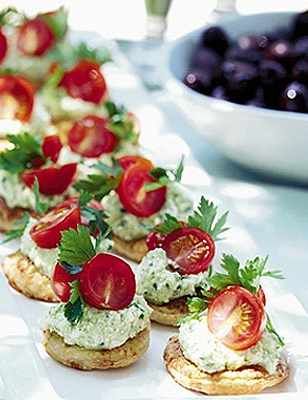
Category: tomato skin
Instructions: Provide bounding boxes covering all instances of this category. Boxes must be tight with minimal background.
[146,231,166,250]
[208,285,266,351]
[79,253,136,310]
[162,227,215,275]
[257,286,266,306]
[17,17,55,56]
[52,263,82,302]
[42,135,62,162]
[118,155,153,171]
[30,204,81,249]
[60,60,107,104]
[68,115,117,158]
[0,75,34,121]
[21,163,77,195]
[0,30,7,63]
[118,164,167,218]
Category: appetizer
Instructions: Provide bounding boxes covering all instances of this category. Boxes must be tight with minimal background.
[2,196,110,302]
[44,226,151,370]
[137,196,228,326]
[0,7,68,84]
[73,155,193,261]
[0,132,77,230]
[164,254,289,395]
[57,101,140,167]
[0,74,51,139]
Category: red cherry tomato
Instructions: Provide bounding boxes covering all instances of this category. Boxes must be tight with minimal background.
[0,75,34,121]
[118,164,167,218]
[118,155,153,171]
[30,203,81,249]
[60,60,107,104]
[21,163,77,195]
[68,115,117,158]
[42,135,62,162]
[79,253,136,310]
[17,17,55,56]
[0,29,8,63]
[146,231,166,250]
[52,263,82,302]
[208,285,266,351]
[161,227,215,275]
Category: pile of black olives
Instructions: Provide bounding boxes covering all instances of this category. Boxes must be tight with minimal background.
[183,11,308,113]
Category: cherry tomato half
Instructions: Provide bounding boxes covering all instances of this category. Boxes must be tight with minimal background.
[79,253,136,310]
[17,17,55,56]
[42,135,63,162]
[208,285,266,351]
[60,60,107,104]
[52,263,82,302]
[146,231,166,250]
[0,29,8,63]
[30,202,81,249]
[68,115,117,158]
[118,164,167,218]
[162,227,215,275]
[0,75,34,121]
[21,163,77,195]
[118,155,153,171]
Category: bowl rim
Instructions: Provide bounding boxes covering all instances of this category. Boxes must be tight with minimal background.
[167,11,308,122]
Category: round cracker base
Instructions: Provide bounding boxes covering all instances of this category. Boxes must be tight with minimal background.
[150,297,188,327]
[113,235,147,262]
[164,336,289,395]
[43,325,150,370]
[2,251,58,302]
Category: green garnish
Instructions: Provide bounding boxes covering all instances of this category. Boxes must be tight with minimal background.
[266,314,285,346]
[104,100,138,143]
[0,7,22,27]
[41,6,68,40]
[178,296,208,325]
[155,214,182,235]
[144,156,185,192]
[74,173,120,201]
[208,254,284,295]
[0,133,42,174]
[64,281,84,324]
[33,179,49,214]
[59,225,95,266]
[188,196,229,240]
[1,213,30,243]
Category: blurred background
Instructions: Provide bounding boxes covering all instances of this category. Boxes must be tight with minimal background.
[2,0,308,188]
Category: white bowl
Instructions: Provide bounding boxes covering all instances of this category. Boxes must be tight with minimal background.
[167,12,308,183]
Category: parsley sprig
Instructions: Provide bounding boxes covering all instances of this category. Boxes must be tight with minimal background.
[41,6,68,40]
[64,280,84,324]
[33,179,49,214]
[105,101,139,143]
[179,297,208,325]
[0,133,43,174]
[208,254,283,295]
[0,7,23,27]
[155,196,229,239]
[144,157,184,192]
[1,213,30,244]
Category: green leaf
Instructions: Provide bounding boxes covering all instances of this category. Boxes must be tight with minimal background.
[74,41,111,65]
[0,133,42,174]
[41,6,68,40]
[74,174,120,201]
[104,100,123,118]
[92,161,122,177]
[78,190,92,208]
[64,281,84,324]
[150,167,168,180]
[0,7,22,27]
[174,156,184,182]
[59,225,95,266]
[33,179,49,214]
[155,214,182,235]
[266,314,284,346]
[188,196,229,240]
[187,297,207,314]
[1,213,30,244]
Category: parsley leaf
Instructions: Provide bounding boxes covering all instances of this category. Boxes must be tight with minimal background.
[1,213,30,243]
[78,190,92,208]
[174,156,184,182]
[59,225,95,266]
[33,179,49,214]
[144,157,185,192]
[188,196,229,240]
[0,133,42,174]
[92,160,122,177]
[178,297,208,325]
[41,6,68,40]
[0,7,22,27]
[155,214,182,235]
[105,101,138,143]
[64,281,84,324]
[74,174,120,201]
[208,253,284,294]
